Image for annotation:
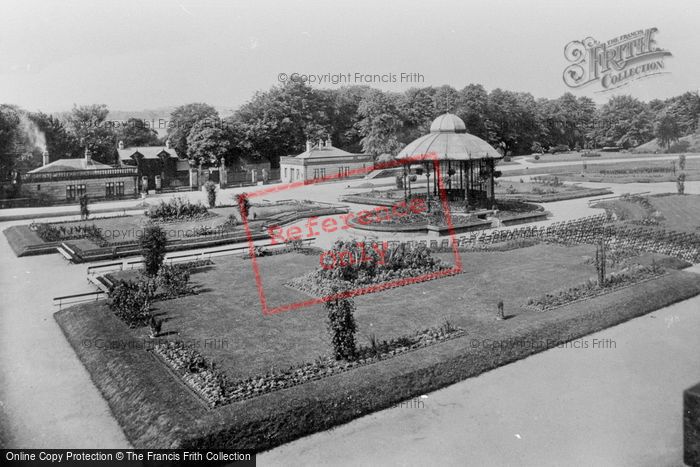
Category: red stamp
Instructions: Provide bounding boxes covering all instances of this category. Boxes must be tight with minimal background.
[240,153,463,315]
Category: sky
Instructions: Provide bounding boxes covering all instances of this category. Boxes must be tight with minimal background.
[0,0,698,113]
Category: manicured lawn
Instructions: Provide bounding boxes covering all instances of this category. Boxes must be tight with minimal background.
[106,243,645,381]
[504,157,700,181]
[55,246,700,450]
[595,194,700,233]
[526,151,693,163]
[495,180,586,194]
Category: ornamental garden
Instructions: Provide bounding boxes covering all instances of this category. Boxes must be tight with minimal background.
[48,189,700,451]
[11,114,699,451]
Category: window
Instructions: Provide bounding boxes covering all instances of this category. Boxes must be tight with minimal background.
[284,167,288,179]
[344,166,350,176]
[36,185,41,191]
[313,168,326,179]
[116,181,124,196]
[66,185,76,200]
[105,182,114,197]
[77,184,86,197]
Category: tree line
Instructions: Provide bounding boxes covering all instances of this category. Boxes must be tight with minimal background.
[2,82,699,179]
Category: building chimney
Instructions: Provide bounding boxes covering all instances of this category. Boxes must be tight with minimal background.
[305,140,313,152]
[165,139,171,149]
[84,147,92,163]
[118,140,124,150]
[325,136,332,148]
[42,149,49,166]
[318,139,324,149]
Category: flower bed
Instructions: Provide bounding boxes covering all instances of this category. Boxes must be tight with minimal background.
[526,264,665,311]
[145,197,210,222]
[153,322,466,407]
[152,341,227,406]
[287,241,454,297]
[30,221,107,246]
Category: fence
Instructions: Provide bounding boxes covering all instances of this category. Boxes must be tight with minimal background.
[53,291,106,310]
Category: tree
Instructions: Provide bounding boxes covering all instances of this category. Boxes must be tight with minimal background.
[231,81,332,166]
[28,112,79,160]
[591,95,653,148]
[654,113,681,150]
[186,119,230,166]
[65,104,117,164]
[355,89,403,158]
[485,89,541,156]
[203,181,217,208]
[167,103,219,159]
[456,84,489,139]
[326,295,357,361]
[0,105,23,179]
[397,86,437,143]
[140,224,167,276]
[116,117,160,147]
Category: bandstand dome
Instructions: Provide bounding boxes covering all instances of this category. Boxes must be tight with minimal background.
[396,113,502,161]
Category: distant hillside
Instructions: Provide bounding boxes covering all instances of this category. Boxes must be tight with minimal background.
[633,132,700,153]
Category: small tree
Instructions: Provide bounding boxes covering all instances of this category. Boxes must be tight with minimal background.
[594,237,607,286]
[326,295,357,361]
[235,192,250,220]
[79,194,90,220]
[140,224,167,276]
[203,181,217,208]
[677,172,686,195]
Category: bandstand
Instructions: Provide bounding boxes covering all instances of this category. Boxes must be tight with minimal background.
[395,113,503,210]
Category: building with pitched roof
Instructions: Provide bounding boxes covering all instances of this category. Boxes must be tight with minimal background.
[279,137,372,184]
[18,148,138,202]
[116,140,191,190]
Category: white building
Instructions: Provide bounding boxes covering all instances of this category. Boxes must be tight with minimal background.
[279,137,372,184]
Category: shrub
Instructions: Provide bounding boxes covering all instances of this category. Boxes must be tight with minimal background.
[223,214,238,229]
[534,154,540,160]
[677,172,686,195]
[149,315,163,338]
[203,181,217,208]
[140,224,167,276]
[156,264,192,298]
[496,300,504,320]
[235,193,250,219]
[667,140,690,154]
[326,295,357,361]
[108,278,157,327]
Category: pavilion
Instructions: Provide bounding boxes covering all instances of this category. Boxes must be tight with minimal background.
[395,113,503,210]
